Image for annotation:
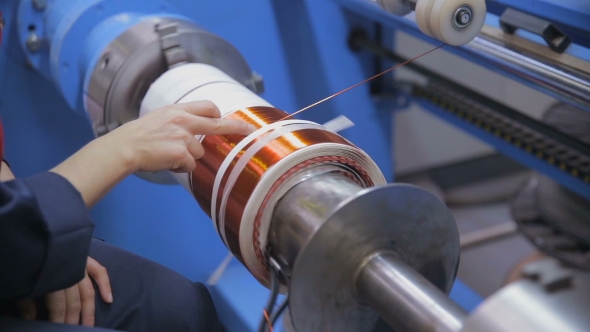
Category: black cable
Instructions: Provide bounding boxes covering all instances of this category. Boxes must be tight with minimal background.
[257,259,281,332]
[270,297,289,327]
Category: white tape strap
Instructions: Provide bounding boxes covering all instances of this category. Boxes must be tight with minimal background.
[218,122,325,246]
[322,115,355,133]
[210,119,317,234]
[206,252,234,286]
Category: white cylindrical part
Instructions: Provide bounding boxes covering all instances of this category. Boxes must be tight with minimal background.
[415,0,486,46]
[139,63,273,192]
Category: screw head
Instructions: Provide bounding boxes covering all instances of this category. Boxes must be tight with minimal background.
[26,32,42,52]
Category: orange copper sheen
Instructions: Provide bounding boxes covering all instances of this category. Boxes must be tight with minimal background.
[189,106,354,263]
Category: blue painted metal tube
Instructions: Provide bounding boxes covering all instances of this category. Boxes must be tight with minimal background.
[17,0,175,114]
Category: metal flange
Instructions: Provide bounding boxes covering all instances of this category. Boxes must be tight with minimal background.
[287,182,460,331]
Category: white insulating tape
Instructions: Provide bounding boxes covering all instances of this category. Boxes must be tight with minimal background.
[216,121,325,247]
[139,63,273,193]
[210,119,317,235]
[322,115,355,133]
[239,143,387,286]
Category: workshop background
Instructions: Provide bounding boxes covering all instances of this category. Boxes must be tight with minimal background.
[0,0,588,331]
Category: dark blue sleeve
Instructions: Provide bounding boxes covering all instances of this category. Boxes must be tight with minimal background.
[0,172,95,300]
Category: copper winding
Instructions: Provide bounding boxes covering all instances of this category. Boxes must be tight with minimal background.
[180,44,444,286]
[190,106,361,265]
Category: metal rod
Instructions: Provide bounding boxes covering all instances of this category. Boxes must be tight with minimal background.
[269,171,362,275]
[460,222,518,249]
[465,37,590,113]
[356,252,468,332]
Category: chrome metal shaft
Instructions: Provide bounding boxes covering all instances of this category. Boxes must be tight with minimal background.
[357,253,467,332]
[269,171,360,276]
[270,171,465,331]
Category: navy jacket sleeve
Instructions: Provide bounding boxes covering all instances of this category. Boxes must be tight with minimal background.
[0,172,94,300]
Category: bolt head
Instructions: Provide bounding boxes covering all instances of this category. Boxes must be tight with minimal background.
[27,33,42,52]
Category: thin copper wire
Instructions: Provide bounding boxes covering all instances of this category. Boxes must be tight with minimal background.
[263,309,273,332]
[190,45,444,272]
[281,44,445,120]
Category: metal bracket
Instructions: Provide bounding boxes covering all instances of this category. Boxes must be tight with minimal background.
[251,71,265,94]
[156,23,189,68]
[499,8,571,54]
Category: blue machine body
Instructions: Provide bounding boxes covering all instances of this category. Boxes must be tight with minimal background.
[1,0,588,330]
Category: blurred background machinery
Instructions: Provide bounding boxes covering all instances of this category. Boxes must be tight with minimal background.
[0,0,589,331]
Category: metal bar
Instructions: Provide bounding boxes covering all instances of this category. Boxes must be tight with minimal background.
[460,222,519,249]
[413,97,590,201]
[464,37,590,112]
[356,252,468,332]
[269,171,361,276]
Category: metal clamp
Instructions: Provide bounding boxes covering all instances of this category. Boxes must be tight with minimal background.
[500,8,571,54]
[156,23,189,68]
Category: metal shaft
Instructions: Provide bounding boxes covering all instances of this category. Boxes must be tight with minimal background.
[356,252,468,332]
[271,171,465,331]
[269,171,360,276]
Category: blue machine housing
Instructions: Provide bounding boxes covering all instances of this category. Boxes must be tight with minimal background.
[16,0,186,114]
[2,0,589,330]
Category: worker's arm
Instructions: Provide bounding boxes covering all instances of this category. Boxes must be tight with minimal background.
[0,100,253,300]
[51,101,254,207]
[0,166,95,300]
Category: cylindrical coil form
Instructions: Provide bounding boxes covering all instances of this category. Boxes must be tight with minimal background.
[140,63,386,287]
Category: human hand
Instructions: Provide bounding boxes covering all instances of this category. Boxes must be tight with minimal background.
[18,257,112,327]
[106,100,256,173]
[0,161,15,181]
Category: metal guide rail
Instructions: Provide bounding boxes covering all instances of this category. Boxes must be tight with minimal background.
[411,83,590,184]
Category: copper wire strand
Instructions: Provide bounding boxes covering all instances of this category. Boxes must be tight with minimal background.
[192,45,445,249]
[190,44,445,289]
[263,309,273,332]
[191,107,354,262]
[281,44,446,120]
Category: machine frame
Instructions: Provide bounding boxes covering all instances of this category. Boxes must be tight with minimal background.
[0,0,588,330]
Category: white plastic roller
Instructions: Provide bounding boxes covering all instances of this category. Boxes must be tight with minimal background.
[375,0,486,46]
[416,0,486,46]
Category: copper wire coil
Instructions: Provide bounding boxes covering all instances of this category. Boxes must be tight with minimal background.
[190,107,354,260]
[189,106,384,287]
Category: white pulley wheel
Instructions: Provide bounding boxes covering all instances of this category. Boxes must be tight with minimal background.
[376,0,413,16]
[430,0,486,46]
[415,0,437,38]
